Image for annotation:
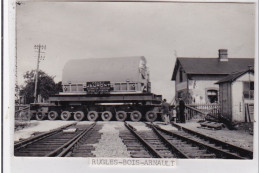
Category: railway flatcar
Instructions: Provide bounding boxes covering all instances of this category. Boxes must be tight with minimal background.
[30,56,162,122]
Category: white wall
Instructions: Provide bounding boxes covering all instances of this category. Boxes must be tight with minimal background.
[232,82,244,121]
[188,80,219,104]
[231,72,254,122]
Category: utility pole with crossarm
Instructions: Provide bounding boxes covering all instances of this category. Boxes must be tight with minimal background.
[34,44,46,103]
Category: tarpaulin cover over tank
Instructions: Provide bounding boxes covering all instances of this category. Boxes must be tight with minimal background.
[62,56,146,84]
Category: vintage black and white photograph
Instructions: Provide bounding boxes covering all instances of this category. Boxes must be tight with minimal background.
[12,0,257,166]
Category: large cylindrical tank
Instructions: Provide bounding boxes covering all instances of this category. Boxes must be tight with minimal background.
[62,56,149,85]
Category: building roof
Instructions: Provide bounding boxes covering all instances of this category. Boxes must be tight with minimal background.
[215,69,254,84]
[62,56,146,84]
[172,57,254,80]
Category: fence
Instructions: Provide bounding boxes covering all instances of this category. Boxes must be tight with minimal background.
[187,103,220,113]
[15,105,31,121]
[184,103,220,121]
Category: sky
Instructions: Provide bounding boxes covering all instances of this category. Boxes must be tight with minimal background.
[16,2,256,101]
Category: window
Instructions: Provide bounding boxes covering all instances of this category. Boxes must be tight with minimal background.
[243,82,254,100]
[207,89,218,103]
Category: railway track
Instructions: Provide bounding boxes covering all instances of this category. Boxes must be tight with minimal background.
[123,122,178,158]
[148,123,252,159]
[14,121,252,159]
[171,122,253,159]
[123,122,252,159]
[14,123,98,157]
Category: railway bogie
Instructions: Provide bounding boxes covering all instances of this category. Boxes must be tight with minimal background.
[30,102,162,122]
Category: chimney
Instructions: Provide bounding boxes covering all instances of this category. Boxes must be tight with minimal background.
[218,49,228,62]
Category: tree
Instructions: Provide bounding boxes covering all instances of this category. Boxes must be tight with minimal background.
[20,70,61,103]
[55,81,63,94]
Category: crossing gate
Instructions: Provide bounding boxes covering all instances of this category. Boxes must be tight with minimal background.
[15,105,31,121]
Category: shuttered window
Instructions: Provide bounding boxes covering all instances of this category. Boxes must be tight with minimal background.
[243,82,254,100]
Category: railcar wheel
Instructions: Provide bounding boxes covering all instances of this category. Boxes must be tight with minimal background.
[130,111,142,122]
[87,111,98,121]
[61,111,71,121]
[145,111,157,122]
[101,111,113,121]
[74,111,85,121]
[36,112,45,120]
[115,111,127,121]
[48,111,58,120]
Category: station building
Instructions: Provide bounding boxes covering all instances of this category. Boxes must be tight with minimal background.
[171,49,254,104]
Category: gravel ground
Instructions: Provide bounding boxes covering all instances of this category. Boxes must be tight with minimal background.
[76,121,95,125]
[154,122,179,131]
[92,122,131,157]
[14,120,75,142]
[176,119,254,151]
[127,121,151,131]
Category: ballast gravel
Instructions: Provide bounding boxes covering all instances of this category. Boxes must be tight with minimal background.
[92,122,131,157]
[127,121,151,131]
[76,121,95,125]
[154,122,179,131]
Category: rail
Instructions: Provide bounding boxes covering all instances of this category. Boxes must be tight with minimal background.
[124,122,164,158]
[14,123,77,150]
[145,123,189,158]
[46,123,96,157]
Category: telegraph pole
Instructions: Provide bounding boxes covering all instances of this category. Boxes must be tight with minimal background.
[34,44,46,103]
